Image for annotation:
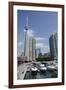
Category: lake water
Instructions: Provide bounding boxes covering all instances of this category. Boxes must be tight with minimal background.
[24,70,58,79]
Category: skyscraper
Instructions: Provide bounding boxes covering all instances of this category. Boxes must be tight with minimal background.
[36,48,41,58]
[49,33,58,60]
[54,33,58,59]
[24,17,36,61]
[24,16,29,61]
[32,38,36,61]
[29,37,32,61]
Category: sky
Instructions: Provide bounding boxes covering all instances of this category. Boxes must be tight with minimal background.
[17,10,58,56]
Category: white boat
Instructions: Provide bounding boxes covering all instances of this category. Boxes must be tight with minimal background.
[47,65,56,71]
[39,64,47,72]
[31,67,38,75]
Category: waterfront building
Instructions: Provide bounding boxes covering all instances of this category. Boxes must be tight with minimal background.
[24,17,36,61]
[24,16,30,61]
[44,52,50,57]
[29,37,33,61]
[36,48,41,58]
[49,33,58,60]
[29,37,36,61]
[32,38,36,61]
[54,33,58,59]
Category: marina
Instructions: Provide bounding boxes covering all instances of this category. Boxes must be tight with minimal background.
[17,61,58,80]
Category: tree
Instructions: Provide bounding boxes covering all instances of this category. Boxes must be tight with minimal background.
[36,56,51,62]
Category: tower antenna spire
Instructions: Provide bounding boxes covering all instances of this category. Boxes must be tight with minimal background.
[26,16,28,26]
[25,16,29,30]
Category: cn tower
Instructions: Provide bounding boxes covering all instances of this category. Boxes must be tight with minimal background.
[24,16,29,61]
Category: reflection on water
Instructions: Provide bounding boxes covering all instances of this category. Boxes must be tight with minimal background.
[24,70,58,79]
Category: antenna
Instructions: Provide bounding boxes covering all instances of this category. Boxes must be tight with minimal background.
[26,16,28,26]
[25,16,29,30]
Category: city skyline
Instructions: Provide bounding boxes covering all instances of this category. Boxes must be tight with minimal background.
[17,10,58,56]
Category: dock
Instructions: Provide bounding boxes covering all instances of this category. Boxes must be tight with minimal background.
[17,63,31,79]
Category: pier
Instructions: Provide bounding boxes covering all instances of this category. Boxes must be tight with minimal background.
[17,63,31,79]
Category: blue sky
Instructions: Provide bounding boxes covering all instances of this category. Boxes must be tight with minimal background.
[17,10,58,56]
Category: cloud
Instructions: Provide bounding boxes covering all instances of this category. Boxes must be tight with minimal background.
[36,42,49,54]
[35,37,45,41]
[18,41,23,47]
[36,43,44,48]
[35,36,49,54]
[24,29,35,37]
[28,29,35,37]
[17,41,24,56]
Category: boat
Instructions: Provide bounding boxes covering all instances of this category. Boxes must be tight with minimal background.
[38,64,47,72]
[47,65,57,71]
[31,67,38,75]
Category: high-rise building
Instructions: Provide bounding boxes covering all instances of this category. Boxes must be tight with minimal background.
[24,17,36,61]
[29,37,36,61]
[29,37,32,61]
[54,33,58,59]
[32,38,36,61]
[36,48,41,58]
[49,33,58,60]
[24,16,29,61]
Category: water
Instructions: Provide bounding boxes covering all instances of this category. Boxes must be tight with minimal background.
[24,70,58,79]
